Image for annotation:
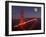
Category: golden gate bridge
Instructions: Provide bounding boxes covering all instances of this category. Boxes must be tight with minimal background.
[13,8,38,29]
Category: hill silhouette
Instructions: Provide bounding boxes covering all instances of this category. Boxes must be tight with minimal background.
[12,17,41,31]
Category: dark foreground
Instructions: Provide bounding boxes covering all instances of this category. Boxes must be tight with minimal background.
[12,17,41,31]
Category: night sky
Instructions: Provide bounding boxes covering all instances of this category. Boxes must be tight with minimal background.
[12,6,41,19]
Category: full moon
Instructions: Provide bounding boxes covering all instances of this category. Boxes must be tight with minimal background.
[34,8,38,12]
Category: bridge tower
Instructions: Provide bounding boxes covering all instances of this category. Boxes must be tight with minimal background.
[19,8,25,24]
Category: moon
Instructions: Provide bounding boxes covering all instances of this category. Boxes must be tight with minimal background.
[34,8,38,12]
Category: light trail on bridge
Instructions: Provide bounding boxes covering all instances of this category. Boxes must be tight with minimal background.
[13,18,37,27]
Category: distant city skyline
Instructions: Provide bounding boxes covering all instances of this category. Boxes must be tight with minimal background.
[12,6,41,19]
